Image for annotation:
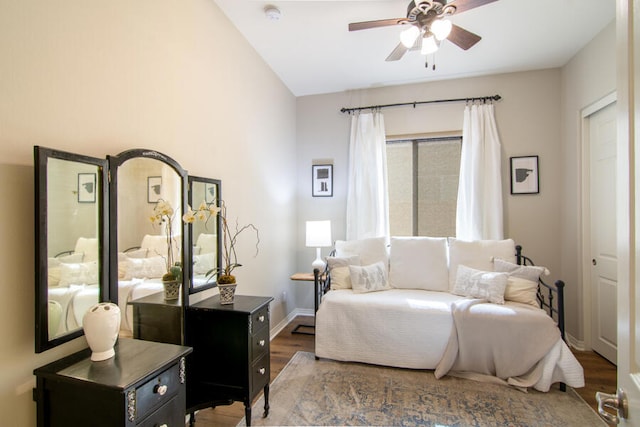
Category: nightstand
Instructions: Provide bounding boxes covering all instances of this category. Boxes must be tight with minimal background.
[290,272,318,335]
[185,295,273,426]
[34,338,192,427]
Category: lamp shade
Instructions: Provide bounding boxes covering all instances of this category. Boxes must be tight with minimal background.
[306,220,332,247]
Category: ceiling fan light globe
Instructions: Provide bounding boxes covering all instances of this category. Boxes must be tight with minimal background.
[421,34,439,55]
[400,25,420,48]
[431,19,452,41]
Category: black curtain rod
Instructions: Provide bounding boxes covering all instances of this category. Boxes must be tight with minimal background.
[340,94,502,114]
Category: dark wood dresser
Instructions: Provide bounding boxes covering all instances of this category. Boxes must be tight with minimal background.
[185,295,273,426]
[33,338,192,427]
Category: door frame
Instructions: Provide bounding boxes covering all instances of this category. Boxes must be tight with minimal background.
[581,91,617,352]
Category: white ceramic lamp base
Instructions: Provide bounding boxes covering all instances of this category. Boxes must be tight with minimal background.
[83,302,121,362]
[311,247,325,271]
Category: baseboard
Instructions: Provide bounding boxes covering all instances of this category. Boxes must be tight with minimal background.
[270,308,314,340]
[566,333,586,351]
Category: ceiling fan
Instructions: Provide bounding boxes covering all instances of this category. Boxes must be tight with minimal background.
[349,0,498,62]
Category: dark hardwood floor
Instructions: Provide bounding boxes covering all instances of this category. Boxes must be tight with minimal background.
[189,316,615,426]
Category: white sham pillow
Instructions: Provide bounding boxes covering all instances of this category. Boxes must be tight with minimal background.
[58,261,99,287]
[349,261,390,294]
[448,238,516,291]
[335,237,388,266]
[122,256,166,280]
[452,264,508,304]
[389,236,448,291]
[193,253,216,275]
[493,258,547,282]
[505,276,539,307]
[326,256,360,290]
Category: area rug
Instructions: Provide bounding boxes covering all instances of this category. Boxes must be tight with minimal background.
[238,351,604,426]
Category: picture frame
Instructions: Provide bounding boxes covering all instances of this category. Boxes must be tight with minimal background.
[77,173,96,203]
[147,176,162,203]
[205,183,217,204]
[312,164,333,197]
[510,156,539,195]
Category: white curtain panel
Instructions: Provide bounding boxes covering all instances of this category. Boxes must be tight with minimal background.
[456,103,503,240]
[346,112,390,241]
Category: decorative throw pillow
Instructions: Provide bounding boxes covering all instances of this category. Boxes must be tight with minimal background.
[493,258,547,282]
[335,237,388,266]
[326,256,360,290]
[452,264,508,304]
[505,276,540,307]
[447,238,516,291]
[124,248,148,259]
[349,261,390,294]
[122,256,166,280]
[389,236,449,291]
[58,261,99,287]
[193,253,216,275]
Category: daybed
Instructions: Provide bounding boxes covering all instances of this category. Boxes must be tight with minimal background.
[314,236,585,392]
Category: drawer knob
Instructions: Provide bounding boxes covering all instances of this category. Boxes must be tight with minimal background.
[258,315,265,322]
[159,424,168,427]
[259,339,265,347]
[259,367,266,375]
[154,384,168,396]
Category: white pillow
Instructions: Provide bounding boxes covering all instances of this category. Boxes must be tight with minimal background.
[74,237,99,262]
[335,237,388,266]
[196,233,217,254]
[447,238,516,290]
[493,258,547,282]
[122,256,166,280]
[58,261,99,287]
[125,248,148,259]
[452,264,508,304]
[505,276,539,307]
[193,253,216,275]
[326,256,360,290]
[389,236,448,291]
[57,252,85,263]
[349,261,390,293]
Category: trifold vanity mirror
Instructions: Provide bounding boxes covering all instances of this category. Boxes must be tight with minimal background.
[34,147,222,353]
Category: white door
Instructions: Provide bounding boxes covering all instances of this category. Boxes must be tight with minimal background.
[590,101,618,364]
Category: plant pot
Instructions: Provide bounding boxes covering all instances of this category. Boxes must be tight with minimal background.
[218,283,237,305]
[163,280,181,301]
[82,302,121,361]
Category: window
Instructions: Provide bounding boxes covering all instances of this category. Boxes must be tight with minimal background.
[387,136,462,237]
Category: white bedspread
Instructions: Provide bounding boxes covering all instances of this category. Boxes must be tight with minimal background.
[315,289,585,391]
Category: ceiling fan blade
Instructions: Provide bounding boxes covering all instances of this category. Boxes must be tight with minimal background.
[446,0,499,14]
[386,43,409,61]
[349,18,408,32]
[447,24,481,50]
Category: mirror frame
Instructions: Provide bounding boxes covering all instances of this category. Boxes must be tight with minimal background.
[187,176,222,294]
[107,149,190,307]
[34,146,109,353]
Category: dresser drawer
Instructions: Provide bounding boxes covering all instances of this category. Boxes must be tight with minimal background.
[135,362,181,421]
[251,326,269,362]
[138,393,184,427]
[250,305,269,334]
[250,352,270,395]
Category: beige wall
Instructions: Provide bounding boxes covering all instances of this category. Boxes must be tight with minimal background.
[0,1,297,425]
[296,69,565,310]
[560,21,617,343]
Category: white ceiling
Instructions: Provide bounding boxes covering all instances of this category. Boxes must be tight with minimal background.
[213,0,615,97]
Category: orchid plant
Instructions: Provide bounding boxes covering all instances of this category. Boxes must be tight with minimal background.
[149,199,182,282]
[183,200,259,284]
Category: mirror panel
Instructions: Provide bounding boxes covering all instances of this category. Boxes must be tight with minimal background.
[108,149,188,336]
[188,176,222,293]
[35,146,108,353]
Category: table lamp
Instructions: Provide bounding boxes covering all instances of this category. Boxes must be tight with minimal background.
[306,220,332,271]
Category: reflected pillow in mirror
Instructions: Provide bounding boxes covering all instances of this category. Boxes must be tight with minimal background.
[122,256,166,280]
[74,237,99,262]
[57,252,85,263]
[193,253,216,275]
[58,261,99,287]
[196,233,217,255]
[124,248,148,259]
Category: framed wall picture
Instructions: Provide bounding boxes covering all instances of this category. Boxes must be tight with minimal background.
[205,183,217,204]
[510,156,539,195]
[312,164,333,197]
[147,176,162,203]
[77,173,96,203]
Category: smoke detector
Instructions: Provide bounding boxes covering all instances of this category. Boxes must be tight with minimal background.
[264,5,282,21]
